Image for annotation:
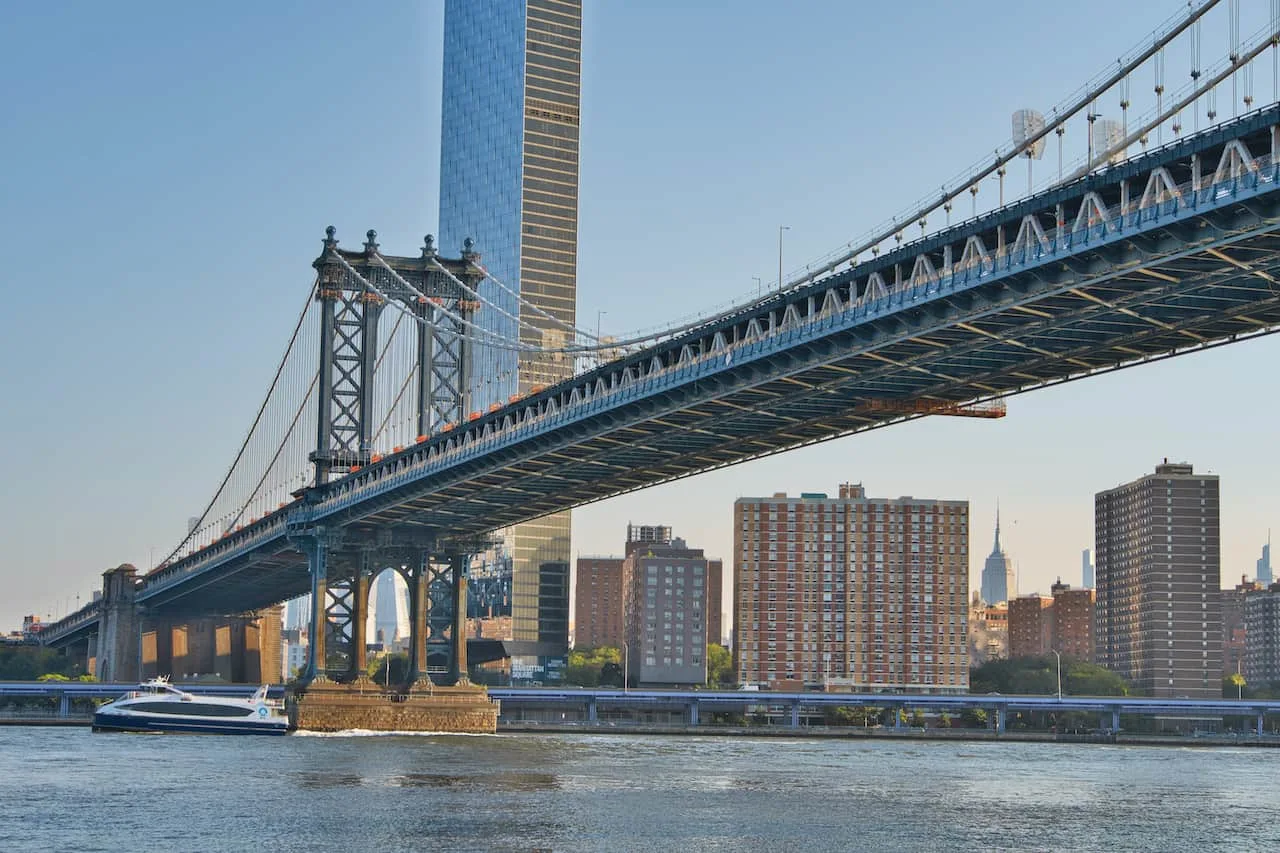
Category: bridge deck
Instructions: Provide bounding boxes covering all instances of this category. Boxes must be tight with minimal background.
[42,108,1280,636]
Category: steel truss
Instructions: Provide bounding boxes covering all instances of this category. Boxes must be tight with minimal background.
[285,523,478,687]
[41,108,1280,631]
[297,108,1280,536]
[309,228,485,484]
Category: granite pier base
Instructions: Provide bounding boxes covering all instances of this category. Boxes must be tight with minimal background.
[288,679,499,734]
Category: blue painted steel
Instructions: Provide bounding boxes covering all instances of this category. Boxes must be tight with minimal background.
[3,681,1274,717]
[486,687,1280,718]
[35,109,1280,641]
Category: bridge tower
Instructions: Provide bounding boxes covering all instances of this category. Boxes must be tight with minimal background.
[95,564,139,683]
[309,227,485,485]
[296,229,490,694]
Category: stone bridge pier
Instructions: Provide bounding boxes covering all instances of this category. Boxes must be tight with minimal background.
[95,564,139,683]
[286,524,498,733]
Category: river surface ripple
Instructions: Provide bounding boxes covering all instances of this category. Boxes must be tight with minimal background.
[1,727,1277,852]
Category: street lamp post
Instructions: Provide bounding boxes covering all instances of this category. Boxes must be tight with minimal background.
[752,276,762,297]
[778,226,790,291]
[622,641,629,693]
[1052,649,1062,700]
[596,309,608,368]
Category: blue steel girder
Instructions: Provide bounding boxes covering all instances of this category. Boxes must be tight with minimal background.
[121,108,1280,618]
[307,170,1280,532]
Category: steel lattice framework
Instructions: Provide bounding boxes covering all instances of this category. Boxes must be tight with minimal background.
[40,106,1280,649]
[310,228,485,484]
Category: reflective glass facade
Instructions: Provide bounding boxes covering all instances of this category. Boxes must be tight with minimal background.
[440,0,580,675]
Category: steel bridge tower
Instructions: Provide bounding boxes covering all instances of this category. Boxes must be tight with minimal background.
[293,228,490,689]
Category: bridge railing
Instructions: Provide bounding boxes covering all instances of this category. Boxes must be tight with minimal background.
[39,602,102,644]
[296,142,1280,523]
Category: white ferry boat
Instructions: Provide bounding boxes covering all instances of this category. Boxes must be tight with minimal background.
[92,678,289,735]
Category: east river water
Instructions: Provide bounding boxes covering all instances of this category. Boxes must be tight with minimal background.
[1,727,1277,852]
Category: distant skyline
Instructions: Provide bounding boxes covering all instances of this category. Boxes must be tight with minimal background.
[1,1,1278,630]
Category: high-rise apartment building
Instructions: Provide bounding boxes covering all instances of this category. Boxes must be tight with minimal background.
[1094,461,1221,698]
[734,485,969,693]
[1222,575,1262,678]
[1007,581,1095,661]
[1050,579,1096,662]
[439,0,581,679]
[625,524,673,555]
[573,555,625,649]
[623,535,722,687]
[1244,584,1280,685]
[980,510,1016,605]
[575,524,723,665]
[1008,595,1053,658]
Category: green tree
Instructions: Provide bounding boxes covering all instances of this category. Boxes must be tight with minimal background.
[1228,671,1246,700]
[960,707,988,728]
[600,662,623,688]
[909,709,926,728]
[1063,660,1130,697]
[0,646,83,681]
[706,643,734,686]
[824,706,858,726]
[970,656,1130,697]
[565,646,620,687]
[366,652,411,687]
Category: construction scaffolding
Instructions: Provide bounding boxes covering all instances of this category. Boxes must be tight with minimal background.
[860,398,1007,419]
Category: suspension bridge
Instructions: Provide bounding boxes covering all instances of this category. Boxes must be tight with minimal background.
[33,0,1280,694]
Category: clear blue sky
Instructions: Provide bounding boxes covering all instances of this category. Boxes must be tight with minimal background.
[1,1,1277,630]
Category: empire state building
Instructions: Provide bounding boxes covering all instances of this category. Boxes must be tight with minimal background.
[980,508,1017,605]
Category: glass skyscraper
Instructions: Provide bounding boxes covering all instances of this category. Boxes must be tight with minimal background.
[438,0,580,681]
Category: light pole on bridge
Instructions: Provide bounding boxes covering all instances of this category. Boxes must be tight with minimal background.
[778,226,790,292]
[1052,649,1063,701]
[596,309,608,368]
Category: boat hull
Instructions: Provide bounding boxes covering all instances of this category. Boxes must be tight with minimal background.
[92,711,288,736]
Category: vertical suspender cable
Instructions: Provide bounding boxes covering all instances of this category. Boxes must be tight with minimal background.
[1191,18,1202,132]
[1155,47,1166,145]
[1229,0,1240,116]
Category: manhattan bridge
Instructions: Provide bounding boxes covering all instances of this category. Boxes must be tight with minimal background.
[37,0,1280,690]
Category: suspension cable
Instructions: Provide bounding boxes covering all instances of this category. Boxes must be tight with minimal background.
[775,0,1223,292]
[1071,22,1280,181]
[466,260,598,341]
[161,278,318,565]
[222,372,320,535]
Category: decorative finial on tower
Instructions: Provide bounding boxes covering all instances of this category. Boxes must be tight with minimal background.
[462,236,476,258]
[324,225,338,250]
[422,234,436,258]
[994,499,1002,552]
[364,229,379,253]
